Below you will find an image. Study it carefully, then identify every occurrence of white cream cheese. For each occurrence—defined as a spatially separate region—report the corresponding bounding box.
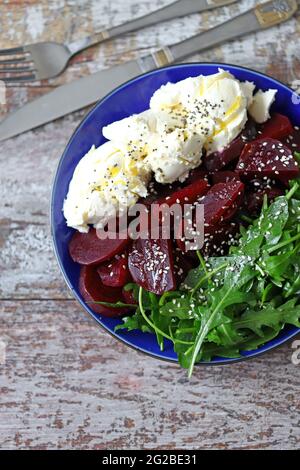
[64,69,278,232]
[248,89,277,124]
[63,141,150,232]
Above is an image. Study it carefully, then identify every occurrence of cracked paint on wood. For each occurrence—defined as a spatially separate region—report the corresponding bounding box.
[0,301,299,449]
[0,0,299,450]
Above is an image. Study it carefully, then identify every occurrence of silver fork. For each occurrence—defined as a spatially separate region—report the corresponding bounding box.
[0,0,237,83]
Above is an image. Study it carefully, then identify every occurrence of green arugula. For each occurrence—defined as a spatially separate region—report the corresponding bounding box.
[114,176,300,376]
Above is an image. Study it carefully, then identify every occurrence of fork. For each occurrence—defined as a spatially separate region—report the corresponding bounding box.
[0,0,237,83]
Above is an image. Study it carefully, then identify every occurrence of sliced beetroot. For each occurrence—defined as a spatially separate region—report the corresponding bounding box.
[128,238,176,295]
[97,253,131,288]
[236,138,300,186]
[259,113,294,140]
[200,180,245,226]
[146,179,209,236]
[204,118,258,171]
[282,127,300,154]
[212,171,240,185]
[176,180,244,253]
[174,248,196,284]
[69,228,129,266]
[202,222,240,257]
[246,177,279,191]
[204,138,244,172]
[176,226,188,253]
[244,187,284,215]
[140,180,181,206]
[184,167,209,185]
[122,287,138,305]
[156,178,209,207]
[79,265,128,317]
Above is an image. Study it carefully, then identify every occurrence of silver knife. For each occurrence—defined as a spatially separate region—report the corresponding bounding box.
[69,1,238,54]
[0,0,298,142]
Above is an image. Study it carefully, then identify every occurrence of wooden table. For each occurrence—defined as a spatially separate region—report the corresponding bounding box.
[0,0,299,450]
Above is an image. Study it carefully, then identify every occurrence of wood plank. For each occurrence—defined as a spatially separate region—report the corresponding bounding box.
[1,0,299,113]
[0,299,299,450]
[1,0,300,450]
[0,112,86,299]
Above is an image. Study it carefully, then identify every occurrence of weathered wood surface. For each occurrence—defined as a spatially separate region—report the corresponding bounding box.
[0,0,299,450]
[1,301,300,450]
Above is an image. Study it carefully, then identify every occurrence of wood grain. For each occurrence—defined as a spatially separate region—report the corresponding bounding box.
[0,300,299,450]
[0,0,299,450]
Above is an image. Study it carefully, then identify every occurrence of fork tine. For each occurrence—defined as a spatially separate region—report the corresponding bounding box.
[0,57,30,65]
[1,74,36,83]
[0,66,35,73]
[0,46,26,56]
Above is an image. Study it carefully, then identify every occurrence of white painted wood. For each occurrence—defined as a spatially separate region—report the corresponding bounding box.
[0,0,299,450]
[0,300,299,449]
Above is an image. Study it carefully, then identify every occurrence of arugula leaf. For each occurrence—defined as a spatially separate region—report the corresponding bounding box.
[160,297,198,320]
[187,261,257,377]
[201,328,281,361]
[115,178,300,374]
[115,310,152,333]
[261,197,289,247]
[285,198,300,229]
[149,292,168,350]
[260,250,294,285]
[283,271,300,298]
[294,152,300,164]
[182,265,206,290]
[207,323,245,347]
[233,299,300,336]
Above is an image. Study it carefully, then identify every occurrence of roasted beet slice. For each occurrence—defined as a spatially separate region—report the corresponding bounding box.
[156,178,209,207]
[246,178,279,191]
[176,227,188,253]
[204,118,258,171]
[212,171,240,185]
[204,138,244,172]
[97,253,131,288]
[202,222,240,257]
[146,179,209,235]
[79,265,128,317]
[200,180,245,226]
[128,238,176,295]
[140,180,182,206]
[282,127,300,154]
[236,138,300,186]
[244,187,284,215]
[176,180,244,253]
[259,113,294,140]
[184,167,209,185]
[174,248,196,284]
[177,222,240,256]
[69,228,129,266]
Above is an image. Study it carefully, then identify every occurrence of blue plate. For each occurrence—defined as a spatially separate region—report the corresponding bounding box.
[51,63,300,365]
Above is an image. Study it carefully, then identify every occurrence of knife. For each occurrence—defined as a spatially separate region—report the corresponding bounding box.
[69,1,239,54]
[0,0,298,142]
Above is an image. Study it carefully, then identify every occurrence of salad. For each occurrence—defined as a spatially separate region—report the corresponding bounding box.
[64,70,300,374]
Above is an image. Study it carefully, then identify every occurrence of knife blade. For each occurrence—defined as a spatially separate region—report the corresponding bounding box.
[0,0,298,142]
[103,1,238,39]
[68,1,239,55]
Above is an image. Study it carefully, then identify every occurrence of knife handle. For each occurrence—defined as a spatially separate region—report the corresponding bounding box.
[67,0,237,55]
[138,0,297,70]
